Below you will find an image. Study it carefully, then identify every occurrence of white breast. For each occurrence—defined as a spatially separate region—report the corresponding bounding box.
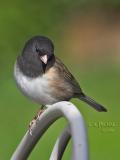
[14,63,57,105]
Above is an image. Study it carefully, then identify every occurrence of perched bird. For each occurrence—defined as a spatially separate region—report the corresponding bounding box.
[14,35,107,116]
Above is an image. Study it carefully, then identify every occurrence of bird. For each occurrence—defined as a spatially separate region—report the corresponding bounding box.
[14,35,107,119]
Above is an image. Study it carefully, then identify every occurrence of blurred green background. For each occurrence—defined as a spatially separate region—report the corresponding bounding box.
[0,0,120,159]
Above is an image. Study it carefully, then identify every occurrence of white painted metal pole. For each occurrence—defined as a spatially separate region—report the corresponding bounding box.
[50,126,71,160]
[11,101,88,160]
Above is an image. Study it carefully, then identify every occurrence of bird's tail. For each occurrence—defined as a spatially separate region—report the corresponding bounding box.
[78,93,107,112]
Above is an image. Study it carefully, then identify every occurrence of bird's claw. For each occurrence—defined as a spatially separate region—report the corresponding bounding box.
[29,118,37,135]
[28,109,45,135]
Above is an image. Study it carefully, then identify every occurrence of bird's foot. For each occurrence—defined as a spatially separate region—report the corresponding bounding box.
[29,105,46,135]
[36,105,47,120]
[29,117,37,135]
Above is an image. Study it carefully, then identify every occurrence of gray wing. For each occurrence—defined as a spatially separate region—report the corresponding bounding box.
[55,57,82,95]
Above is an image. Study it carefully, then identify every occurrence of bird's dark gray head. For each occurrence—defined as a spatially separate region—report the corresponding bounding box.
[17,36,55,77]
[22,36,54,61]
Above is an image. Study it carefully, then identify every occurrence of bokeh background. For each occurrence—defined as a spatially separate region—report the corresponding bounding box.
[0,0,120,159]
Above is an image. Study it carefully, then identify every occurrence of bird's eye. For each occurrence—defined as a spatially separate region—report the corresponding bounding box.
[36,48,40,53]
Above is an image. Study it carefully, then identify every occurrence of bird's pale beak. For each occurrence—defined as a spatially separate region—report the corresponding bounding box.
[40,55,48,64]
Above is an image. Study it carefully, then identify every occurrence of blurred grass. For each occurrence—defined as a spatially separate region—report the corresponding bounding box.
[0,0,120,160]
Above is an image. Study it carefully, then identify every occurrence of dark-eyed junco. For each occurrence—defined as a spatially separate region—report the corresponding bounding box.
[14,35,107,115]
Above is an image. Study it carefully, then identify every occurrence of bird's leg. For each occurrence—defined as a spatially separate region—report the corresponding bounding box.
[29,105,46,135]
[37,105,46,118]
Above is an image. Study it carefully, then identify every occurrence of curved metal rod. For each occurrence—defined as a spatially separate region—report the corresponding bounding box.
[50,126,71,160]
[11,101,88,160]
